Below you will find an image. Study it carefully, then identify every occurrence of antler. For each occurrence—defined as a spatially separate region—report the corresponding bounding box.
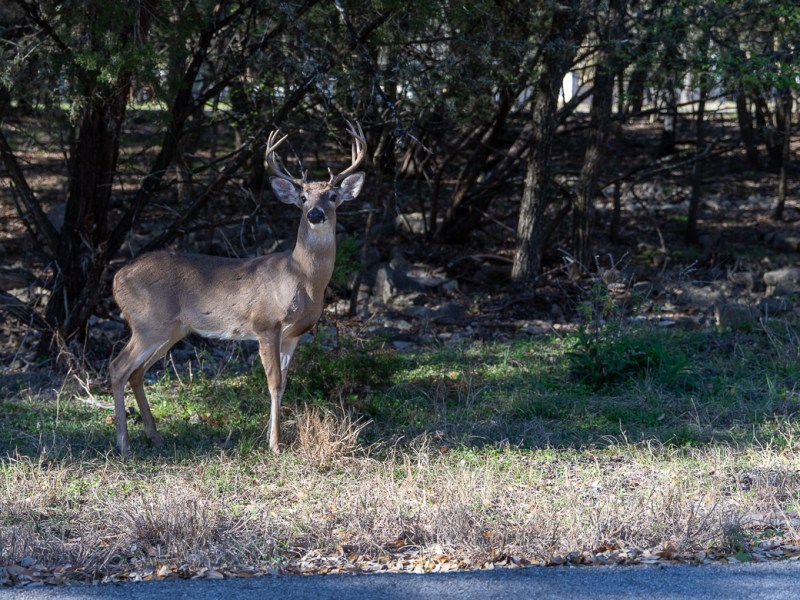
[265,129,303,185]
[329,120,367,187]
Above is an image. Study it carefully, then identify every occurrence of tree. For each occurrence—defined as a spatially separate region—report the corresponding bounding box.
[511,1,592,283]
[0,0,325,355]
[572,0,623,267]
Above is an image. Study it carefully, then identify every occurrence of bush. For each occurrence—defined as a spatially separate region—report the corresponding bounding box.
[567,325,689,391]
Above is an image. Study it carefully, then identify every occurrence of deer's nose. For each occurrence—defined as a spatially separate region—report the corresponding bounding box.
[307,207,326,225]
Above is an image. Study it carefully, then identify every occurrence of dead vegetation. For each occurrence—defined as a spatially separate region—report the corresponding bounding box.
[1,410,800,585]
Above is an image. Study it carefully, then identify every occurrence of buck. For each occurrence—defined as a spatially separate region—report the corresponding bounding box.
[109,122,367,457]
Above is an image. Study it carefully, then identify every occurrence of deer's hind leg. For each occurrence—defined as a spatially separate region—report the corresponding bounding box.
[110,325,181,456]
[128,365,165,448]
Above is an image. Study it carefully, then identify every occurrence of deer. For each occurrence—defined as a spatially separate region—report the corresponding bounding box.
[109,122,367,457]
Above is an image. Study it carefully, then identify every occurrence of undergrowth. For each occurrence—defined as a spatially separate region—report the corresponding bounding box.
[1,301,799,578]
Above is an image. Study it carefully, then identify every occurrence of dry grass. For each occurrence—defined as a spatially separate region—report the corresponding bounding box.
[292,406,371,468]
[2,323,800,579]
[1,418,799,578]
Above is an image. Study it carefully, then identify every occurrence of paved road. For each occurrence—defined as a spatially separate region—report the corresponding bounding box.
[4,562,800,599]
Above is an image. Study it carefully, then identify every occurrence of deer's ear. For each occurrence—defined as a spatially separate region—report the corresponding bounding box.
[335,172,365,205]
[270,177,301,206]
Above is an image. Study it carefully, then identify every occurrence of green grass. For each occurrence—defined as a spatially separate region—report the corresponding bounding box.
[1,319,799,581]
[1,319,799,458]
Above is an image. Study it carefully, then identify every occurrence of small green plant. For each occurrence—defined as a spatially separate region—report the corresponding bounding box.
[285,332,400,405]
[330,233,360,289]
[723,525,753,562]
[567,276,688,390]
[567,324,689,391]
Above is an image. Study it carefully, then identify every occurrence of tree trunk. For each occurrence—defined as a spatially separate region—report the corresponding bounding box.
[686,28,711,244]
[435,90,512,243]
[573,54,614,267]
[625,63,647,115]
[736,90,761,169]
[512,3,590,284]
[40,83,131,349]
[687,78,708,243]
[658,86,678,157]
[772,89,793,221]
[35,1,154,352]
[751,92,784,170]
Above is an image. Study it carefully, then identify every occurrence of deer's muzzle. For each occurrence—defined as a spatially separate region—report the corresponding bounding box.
[307,207,327,226]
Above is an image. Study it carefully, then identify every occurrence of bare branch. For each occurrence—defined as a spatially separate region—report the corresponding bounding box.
[0,290,48,330]
[0,127,60,254]
[12,0,70,53]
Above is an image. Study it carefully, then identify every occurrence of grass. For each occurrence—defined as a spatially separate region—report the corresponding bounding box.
[1,318,800,580]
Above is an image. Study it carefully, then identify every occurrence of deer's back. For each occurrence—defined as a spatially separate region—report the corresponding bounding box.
[113,250,312,340]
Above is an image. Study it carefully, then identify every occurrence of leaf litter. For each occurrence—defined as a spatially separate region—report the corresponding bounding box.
[2,446,800,588]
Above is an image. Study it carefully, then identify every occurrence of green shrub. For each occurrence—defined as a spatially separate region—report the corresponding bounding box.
[286,332,400,404]
[567,325,689,391]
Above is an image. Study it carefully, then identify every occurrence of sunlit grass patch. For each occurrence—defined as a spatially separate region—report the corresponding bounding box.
[1,319,799,579]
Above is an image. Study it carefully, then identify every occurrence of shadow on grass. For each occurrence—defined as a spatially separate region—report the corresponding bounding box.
[2,321,799,460]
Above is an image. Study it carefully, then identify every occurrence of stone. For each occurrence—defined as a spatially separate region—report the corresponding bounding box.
[441,279,459,293]
[728,271,754,291]
[433,302,466,325]
[674,283,725,309]
[764,266,800,288]
[394,212,441,236]
[759,297,793,315]
[373,260,425,303]
[765,230,800,252]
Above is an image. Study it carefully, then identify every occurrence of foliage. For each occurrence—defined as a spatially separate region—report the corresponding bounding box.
[2,318,800,453]
[565,278,689,391]
[0,0,799,356]
[567,324,690,391]
[330,234,360,290]
[285,332,401,406]
[1,325,799,582]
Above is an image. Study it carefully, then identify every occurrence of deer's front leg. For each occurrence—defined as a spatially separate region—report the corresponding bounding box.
[279,336,300,395]
[258,335,283,453]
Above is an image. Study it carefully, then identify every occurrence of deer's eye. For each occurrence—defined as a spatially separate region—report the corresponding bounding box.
[300,194,308,203]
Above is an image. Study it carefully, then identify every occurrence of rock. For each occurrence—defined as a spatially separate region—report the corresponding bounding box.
[764,266,800,297]
[403,305,434,319]
[698,234,720,249]
[442,279,459,294]
[370,316,414,332]
[759,297,793,316]
[391,292,427,309]
[674,283,725,310]
[47,203,66,230]
[395,212,441,236]
[391,340,418,351]
[518,320,551,335]
[431,302,466,325]
[728,271,754,291]
[550,303,564,320]
[406,268,448,288]
[765,230,800,252]
[373,259,425,303]
[399,302,466,325]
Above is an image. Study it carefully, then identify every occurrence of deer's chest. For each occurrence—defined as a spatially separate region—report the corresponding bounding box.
[268,285,322,338]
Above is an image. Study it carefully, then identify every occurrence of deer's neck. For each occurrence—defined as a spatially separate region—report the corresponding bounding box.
[291,222,337,299]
